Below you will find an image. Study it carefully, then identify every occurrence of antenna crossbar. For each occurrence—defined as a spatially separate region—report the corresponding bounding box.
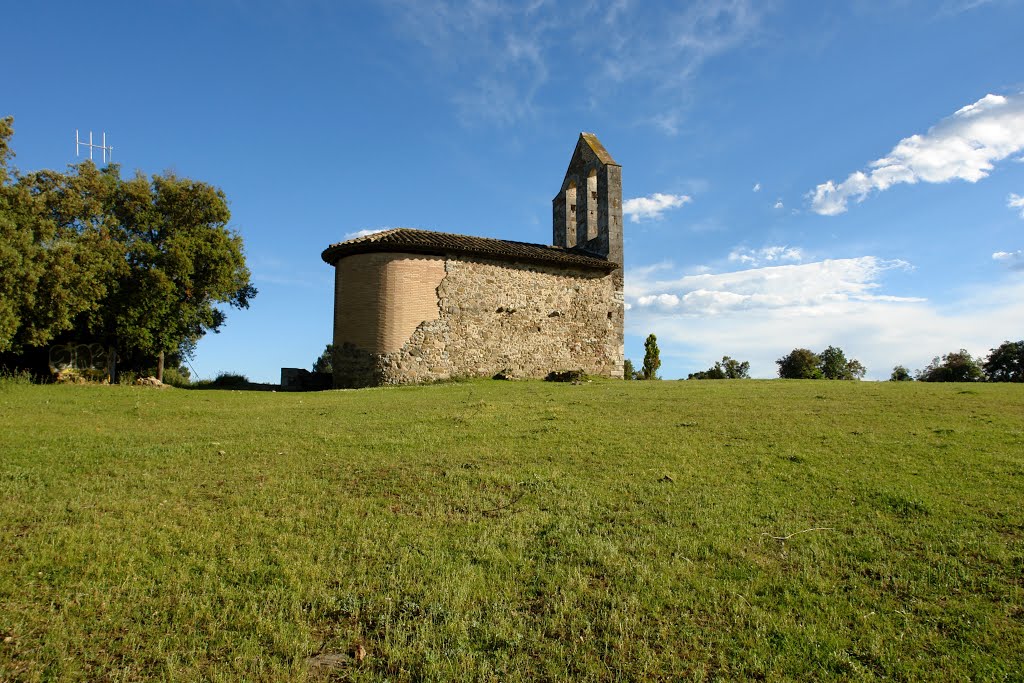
[75,129,114,164]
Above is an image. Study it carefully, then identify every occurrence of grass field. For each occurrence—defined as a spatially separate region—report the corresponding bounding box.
[1,378,1023,681]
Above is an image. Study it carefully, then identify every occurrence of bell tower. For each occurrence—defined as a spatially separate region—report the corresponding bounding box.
[552,132,622,268]
[552,133,624,378]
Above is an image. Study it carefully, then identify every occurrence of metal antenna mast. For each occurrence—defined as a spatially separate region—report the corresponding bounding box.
[75,129,114,164]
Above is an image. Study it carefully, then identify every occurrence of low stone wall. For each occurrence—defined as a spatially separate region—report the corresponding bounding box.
[332,254,623,387]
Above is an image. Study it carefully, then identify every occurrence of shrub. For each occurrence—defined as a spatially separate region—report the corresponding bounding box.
[161,367,191,388]
[212,372,250,388]
[313,344,334,374]
[545,369,587,383]
[0,367,34,387]
[689,356,750,380]
[623,359,636,380]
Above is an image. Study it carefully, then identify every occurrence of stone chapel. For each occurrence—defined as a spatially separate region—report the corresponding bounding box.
[321,133,624,388]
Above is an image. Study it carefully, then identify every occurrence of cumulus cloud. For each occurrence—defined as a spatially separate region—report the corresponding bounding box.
[810,92,1024,215]
[993,250,1024,270]
[727,245,802,266]
[343,227,390,241]
[627,256,917,317]
[625,253,1024,379]
[1009,193,1024,217]
[753,182,761,192]
[623,193,693,222]
[636,293,681,308]
[774,199,784,209]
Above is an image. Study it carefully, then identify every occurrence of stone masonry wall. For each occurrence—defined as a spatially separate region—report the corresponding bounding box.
[333,253,624,387]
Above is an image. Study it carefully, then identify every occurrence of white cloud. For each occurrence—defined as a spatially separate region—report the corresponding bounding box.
[773,199,784,209]
[727,245,802,266]
[623,193,693,222]
[811,92,1024,215]
[753,182,761,192]
[1009,193,1024,217]
[343,227,390,241]
[627,256,917,314]
[993,250,1024,270]
[625,254,1024,380]
[636,293,681,309]
[649,112,682,136]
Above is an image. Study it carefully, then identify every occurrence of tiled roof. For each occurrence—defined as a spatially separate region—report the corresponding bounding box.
[321,228,616,271]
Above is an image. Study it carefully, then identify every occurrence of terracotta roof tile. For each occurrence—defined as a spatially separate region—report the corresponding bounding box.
[321,228,616,271]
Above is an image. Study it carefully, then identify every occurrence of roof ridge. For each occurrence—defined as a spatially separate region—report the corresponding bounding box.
[322,227,615,271]
[579,132,618,166]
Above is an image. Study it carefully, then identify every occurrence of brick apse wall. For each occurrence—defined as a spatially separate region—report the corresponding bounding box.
[332,252,624,387]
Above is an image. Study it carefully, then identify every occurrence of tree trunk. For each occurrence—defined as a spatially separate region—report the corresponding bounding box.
[108,347,117,384]
[157,351,164,382]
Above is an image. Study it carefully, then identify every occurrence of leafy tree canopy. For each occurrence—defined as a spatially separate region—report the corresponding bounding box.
[0,116,13,184]
[917,349,983,382]
[890,365,913,381]
[777,346,865,380]
[982,341,1023,382]
[641,334,661,380]
[0,117,255,368]
[776,348,822,379]
[689,356,750,380]
[818,345,867,380]
[313,344,334,374]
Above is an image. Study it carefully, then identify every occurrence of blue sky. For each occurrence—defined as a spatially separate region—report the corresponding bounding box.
[5,0,1023,381]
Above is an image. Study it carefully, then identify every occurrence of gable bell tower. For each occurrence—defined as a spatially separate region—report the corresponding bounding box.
[552,132,623,267]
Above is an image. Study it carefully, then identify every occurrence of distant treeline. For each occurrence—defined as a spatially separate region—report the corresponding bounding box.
[625,340,1024,382]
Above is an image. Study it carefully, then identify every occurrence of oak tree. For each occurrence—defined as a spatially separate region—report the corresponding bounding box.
[983,340,1023,382]
[917,350,983,382]
[0,117,256,369]
[776,348,821,379]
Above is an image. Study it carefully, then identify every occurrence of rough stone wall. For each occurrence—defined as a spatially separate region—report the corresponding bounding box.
[333,253,624,387]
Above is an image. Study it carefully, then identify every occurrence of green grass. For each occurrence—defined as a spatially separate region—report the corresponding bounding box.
[1,379,1022,681]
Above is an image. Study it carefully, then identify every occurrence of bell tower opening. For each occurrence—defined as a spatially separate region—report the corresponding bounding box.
[565,179,577,248]
[586,168,598,241]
